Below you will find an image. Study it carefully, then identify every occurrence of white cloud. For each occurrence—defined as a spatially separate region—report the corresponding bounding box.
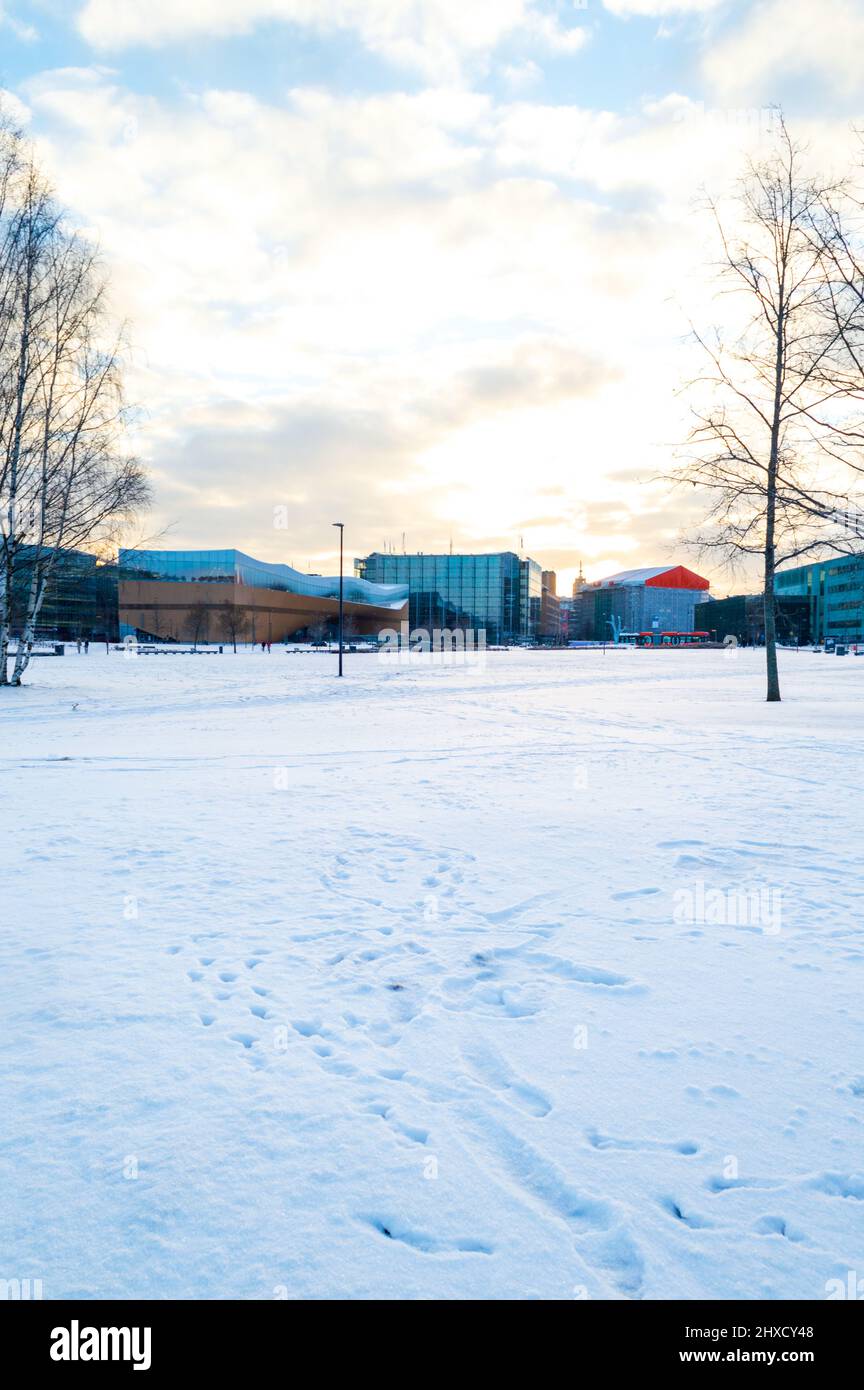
[523,10,590,53]
[17,65,858,579]
[75,0,587,79]
[0,87,31,125]
[500,60,543,91]
[704,0,864,100]
[0,3,38,42]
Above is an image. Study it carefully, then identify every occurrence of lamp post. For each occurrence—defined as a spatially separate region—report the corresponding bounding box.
[332,522,344,677]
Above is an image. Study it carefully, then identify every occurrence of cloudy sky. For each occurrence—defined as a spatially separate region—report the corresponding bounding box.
[2,1,863,589]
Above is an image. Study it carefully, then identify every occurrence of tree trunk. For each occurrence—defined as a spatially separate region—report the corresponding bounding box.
[764,264,785,703]
[1,240,35,689]
[764,422,781,701]
[763,559,780,702]
[0,561,10,687]
[10,567,46,684]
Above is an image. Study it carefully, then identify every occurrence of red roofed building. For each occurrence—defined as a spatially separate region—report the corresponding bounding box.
[592,565,710,591]
[579,564,711,641]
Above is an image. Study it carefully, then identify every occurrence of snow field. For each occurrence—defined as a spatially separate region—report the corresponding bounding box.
[1,646,862,1298]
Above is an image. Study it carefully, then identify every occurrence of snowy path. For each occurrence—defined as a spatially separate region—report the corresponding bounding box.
[1,648,862,1298]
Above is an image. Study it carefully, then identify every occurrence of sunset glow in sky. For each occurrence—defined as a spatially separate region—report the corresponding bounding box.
[3,0,863,590]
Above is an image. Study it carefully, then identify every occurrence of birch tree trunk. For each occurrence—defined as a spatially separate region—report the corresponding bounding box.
[0,113,149,687]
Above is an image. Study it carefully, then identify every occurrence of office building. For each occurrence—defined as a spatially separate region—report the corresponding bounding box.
[356,551,543,643]
[539,570,563,643]
[560,566,593,641]
[774,554,864,644]
[694,594,811,646]
[10,547,119,642]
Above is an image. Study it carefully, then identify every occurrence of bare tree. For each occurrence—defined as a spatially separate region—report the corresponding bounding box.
[217,600,249,652]
[673,120,864,701]
[306,614,329,646]
[0,113,149,686]
[188,600,209,652]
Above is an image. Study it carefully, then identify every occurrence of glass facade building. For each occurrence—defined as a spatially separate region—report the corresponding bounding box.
[694,594,812,646]
[775,554,864,644]
[11,547,119,641]
[119,548,408,610]
[117,548,408,643]
[355,551,542,642]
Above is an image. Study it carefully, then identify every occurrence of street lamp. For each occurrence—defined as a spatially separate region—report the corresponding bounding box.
[332,522,344,677]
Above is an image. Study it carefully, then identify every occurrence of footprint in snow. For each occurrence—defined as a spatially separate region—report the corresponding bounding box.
[806,1172,864,1201]
[358,1098,430,1146]
[706,1174,783,1194]
[360,1215,491,1256]
[659,1196,714,1229]
[587,1129,698,1155]
[754,1214,807,1242]
[460,1040,552,1118]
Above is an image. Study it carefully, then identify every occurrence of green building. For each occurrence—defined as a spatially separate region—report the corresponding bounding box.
[775,554,864,644]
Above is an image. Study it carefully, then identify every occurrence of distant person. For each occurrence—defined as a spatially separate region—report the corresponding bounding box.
[84,640,89,654]
[76,639,81,654]
[266,641,272,653]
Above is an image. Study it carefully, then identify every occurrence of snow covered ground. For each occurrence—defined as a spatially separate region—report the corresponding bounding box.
[1,645,862,1300]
